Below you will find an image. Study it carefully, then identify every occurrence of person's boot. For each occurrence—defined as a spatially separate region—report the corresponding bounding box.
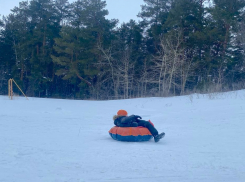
[154,132,165,142]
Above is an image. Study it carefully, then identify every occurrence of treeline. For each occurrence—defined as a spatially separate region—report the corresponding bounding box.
[1,0,245,100]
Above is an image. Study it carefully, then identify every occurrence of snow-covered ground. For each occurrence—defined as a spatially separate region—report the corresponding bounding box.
[1,90,245,182]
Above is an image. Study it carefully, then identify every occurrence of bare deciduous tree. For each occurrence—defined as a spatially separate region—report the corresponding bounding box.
[152,30,183,96]
[150,29,195,96]
[97,41,136,99]
[97,41,119,99]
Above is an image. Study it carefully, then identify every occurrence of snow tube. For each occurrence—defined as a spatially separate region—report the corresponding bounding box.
[108,120,154,142]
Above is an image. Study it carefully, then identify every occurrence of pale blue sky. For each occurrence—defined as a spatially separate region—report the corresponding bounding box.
[0,0,145,24]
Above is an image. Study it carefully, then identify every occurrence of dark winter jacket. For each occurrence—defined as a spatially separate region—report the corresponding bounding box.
[113,115,139,127]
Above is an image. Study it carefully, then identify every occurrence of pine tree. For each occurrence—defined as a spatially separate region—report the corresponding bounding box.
[52,0,117,99]
[1,1,32,95]
[55,0,70,25]
[205,0,245,89]
[26,0,62,96]
[138,0,172,54]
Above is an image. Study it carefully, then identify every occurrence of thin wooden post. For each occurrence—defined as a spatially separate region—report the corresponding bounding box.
[10,79,13,100]
[8,79,10,98]
[8,79,13,100]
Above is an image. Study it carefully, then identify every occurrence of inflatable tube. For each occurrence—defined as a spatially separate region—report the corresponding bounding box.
[109,126,153,142]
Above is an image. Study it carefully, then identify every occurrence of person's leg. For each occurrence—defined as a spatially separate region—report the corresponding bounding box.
[137,120,158,136]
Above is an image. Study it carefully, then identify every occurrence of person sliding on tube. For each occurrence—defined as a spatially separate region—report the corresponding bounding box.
[113,110,165,142]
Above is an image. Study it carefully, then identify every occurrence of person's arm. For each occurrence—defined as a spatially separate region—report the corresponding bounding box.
[120,115,136,123]
[121,115,142,123]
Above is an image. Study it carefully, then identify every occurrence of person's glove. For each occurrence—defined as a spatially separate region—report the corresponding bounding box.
[134,115,142,120]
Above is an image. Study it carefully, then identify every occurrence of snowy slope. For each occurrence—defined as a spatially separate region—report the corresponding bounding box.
[0,91,245,182]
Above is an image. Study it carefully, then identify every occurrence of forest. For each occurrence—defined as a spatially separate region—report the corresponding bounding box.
[1,0,245,100]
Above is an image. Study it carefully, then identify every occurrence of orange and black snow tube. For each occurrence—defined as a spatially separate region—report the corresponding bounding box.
[108,121,154,142]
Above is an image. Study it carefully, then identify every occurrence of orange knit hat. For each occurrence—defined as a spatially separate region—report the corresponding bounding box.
[117,109,128,116]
